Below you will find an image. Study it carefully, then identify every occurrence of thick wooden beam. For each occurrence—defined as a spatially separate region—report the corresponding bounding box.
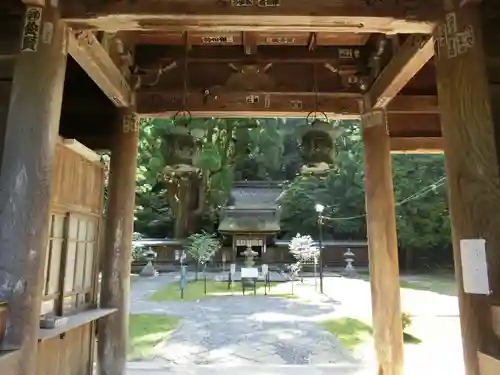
[137,90,362,117]
[136,90,438,118]
[362,106,404,375]
[0,5,67,375]
[434,1,500,375]
[135,45,362,66]
[390,137,444,153]
[387,113,442,137]
[388,95,439,113]
[478,352,500,375]
[67,30,131,107]
[62,0,440,33]
[122,30,370,47]
[369,35,435,108]
[98,109,139,375]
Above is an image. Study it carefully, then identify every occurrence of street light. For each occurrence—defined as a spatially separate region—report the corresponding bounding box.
[315,204,325,294]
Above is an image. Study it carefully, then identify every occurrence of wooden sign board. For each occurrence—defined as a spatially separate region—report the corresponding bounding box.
[231,0,280,7]
[231,0,253,6]
[241,267,259,278]
[21,7,43,52]
[265,37,296,45]
[361,109,386,128]
[338,48,360,60]
[201,36,234,44]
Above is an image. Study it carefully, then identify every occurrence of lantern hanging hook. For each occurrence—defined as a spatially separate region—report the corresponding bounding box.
[306,63,329,126]
[173,31,192,127]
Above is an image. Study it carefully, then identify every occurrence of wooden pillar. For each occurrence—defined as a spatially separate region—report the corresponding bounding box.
[434,2,500,375]
[362,108,404,375]
[0,4,67,374]
[98,110,139,375]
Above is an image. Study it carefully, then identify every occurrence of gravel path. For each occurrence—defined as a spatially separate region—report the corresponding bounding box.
[129,273,359,367]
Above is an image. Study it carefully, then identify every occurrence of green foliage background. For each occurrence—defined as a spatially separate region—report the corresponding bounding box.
[133,117,451,268]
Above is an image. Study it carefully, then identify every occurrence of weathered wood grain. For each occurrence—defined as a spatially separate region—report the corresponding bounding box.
[369,35,435,108]
[61,0,439,34]
[390,137,444,153]
[51,141,104,216]
[0,6,67,375]
[98,108,139,375]
[362,106,404,375]
[434,1,500,375]
[67,30,131,107]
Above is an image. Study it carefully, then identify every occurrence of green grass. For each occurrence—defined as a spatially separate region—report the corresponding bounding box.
[356,272,457,297]
[128,314,181,360]
[399,274,457,296]
[320,318,373,351]
[319,317,421,352]
[150,279,295,302]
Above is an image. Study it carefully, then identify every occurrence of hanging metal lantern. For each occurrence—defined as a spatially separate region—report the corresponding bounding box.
[166,110,197,166]
[298,112,336,174]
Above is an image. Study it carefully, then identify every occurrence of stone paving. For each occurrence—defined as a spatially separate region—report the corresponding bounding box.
[128,273,367,371]
[127,271,466,375]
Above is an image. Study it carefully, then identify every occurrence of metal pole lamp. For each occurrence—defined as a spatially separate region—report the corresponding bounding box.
[315,203,325,294]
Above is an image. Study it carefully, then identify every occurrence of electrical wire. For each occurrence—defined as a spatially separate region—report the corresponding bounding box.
[321,176,447,222]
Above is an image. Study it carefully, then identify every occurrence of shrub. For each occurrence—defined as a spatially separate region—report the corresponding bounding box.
[402,312,412,330]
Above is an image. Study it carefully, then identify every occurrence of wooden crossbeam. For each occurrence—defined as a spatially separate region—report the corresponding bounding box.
[137,90,362,118]
[368,35,435,108]
[136,89,438,118]
[135,45,360,67]
[390,137,444,154]
[67,30,132,107]
[478,352,500,375]
[62,0,440,34]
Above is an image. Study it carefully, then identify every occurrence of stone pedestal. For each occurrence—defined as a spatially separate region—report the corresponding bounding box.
[139,260,158,277]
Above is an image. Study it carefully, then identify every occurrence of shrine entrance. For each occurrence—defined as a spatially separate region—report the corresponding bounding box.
[235,237,265,259]
[1,1,500,375]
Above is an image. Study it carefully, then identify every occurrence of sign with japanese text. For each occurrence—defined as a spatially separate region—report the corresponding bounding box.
[21,7,43,52]
[202,36,234,44]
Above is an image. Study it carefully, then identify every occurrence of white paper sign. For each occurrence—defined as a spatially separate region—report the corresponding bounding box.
[241,267,258,278]
[460,239,490,295]
[261,264,269,276]
[230,263,236,275]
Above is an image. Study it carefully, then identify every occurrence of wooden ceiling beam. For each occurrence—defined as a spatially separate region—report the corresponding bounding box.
[368,35,434,108]
[120,31,370,47]
[134,45,362,67]
[67,30,132,107]
[389,137,444,154]
[136,89,437,118]
[62,0,439,34]
[387,113,441,137]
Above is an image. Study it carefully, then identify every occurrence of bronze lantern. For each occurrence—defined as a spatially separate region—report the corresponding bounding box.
[298,113,336,174]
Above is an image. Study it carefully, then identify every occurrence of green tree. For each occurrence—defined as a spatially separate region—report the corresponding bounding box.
[184,231,221,280]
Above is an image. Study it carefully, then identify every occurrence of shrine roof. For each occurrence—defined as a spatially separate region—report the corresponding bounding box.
[218,214,280,234]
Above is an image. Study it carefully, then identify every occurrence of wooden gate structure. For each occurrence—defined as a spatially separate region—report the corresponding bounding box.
[1,1,500,375]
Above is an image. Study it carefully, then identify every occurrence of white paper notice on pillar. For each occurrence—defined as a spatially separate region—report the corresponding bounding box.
[460,239,490,295]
